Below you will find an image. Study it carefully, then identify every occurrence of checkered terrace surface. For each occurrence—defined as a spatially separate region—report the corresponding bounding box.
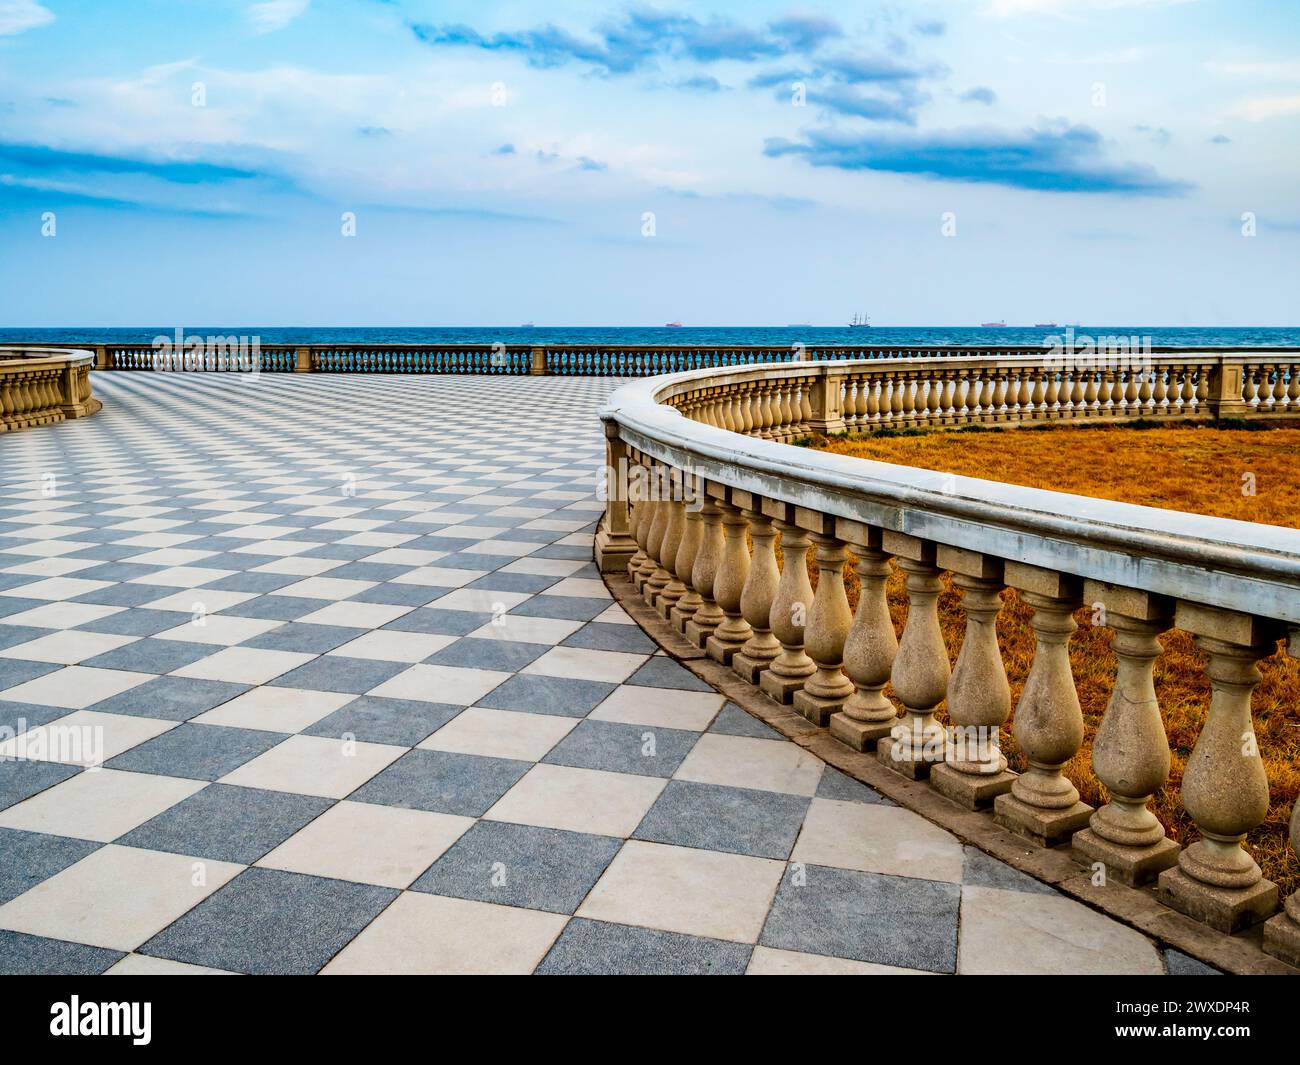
[0,373,1210,975]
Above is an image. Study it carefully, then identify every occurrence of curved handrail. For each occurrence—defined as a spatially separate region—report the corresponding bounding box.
[600,357,1300,623]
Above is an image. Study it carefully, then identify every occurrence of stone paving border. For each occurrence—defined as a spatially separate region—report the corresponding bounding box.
[603,570,1297,976]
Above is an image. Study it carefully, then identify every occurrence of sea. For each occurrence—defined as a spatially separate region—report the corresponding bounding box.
[3,326,1299,348]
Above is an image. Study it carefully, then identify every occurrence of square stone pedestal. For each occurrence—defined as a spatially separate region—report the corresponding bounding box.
[828,711,894,752]
[1071,827,1180,886]
[655,596,679,621]
[1156,866,1278,934]
[684,620,716,650]
[705,636,743,666]
[759,669,807,705]
[930,762,1016,810]
[1263,912,1300,968]
[668,607,692,634]
[994,792,1092,848]
[732,652,772,685]
[791,690,844,727]
[876,737,939,780]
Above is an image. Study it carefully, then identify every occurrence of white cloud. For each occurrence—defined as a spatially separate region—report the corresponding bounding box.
[0,0,54,36]
[1234,95,1300,121]
[248,0,309,35]
[986,0,1193,15]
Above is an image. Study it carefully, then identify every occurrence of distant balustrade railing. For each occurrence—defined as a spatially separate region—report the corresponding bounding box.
[595,354,1300,970]
[10,340,1300,386]
[0,347,100,433]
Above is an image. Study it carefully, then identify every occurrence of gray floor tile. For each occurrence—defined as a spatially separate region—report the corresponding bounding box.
[89,676,248,722]
[0,827,101,905]
[625,657,713,691]
[425,637,550,672]
[960,846,1056,895]
[0,930,124,975]
[384,608,494,635]
[267,655,407,695]
[0,759,81,813]
[562,622,658,654]
[348,748,530,816]
[816,766,894,806]
[105,723,286,781]
[707,702,782,739]
[1164,949,1222,975]
[140,867,397,975]
[633,780,810,859]
[476,673,616,718]
[411,820,620,913]
[243,623,366,654]
[119,783,332,864]
[509,595,608,621]
[543,719,698,778]
[303,695,461,747]
[81,637,215,674]
[761,863,960,973]
[536,918,751,975]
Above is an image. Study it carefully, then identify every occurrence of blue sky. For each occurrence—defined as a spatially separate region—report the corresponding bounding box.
[0,0,1297,326]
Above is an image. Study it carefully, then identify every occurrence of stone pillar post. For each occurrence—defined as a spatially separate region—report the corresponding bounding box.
[1205,358,1248,419]
[1072,583,1180,885]
[1158,604,1280,932]
[878,532,949,779]
[759,515,817,704]
[294,346,312,373]
[805,367,847,435]
[530,346,546,375]
[930,548,1016,809]
[829,522,898,752]
[792,525,854,725]
[594,425,638,573]
[993,563,1093,846]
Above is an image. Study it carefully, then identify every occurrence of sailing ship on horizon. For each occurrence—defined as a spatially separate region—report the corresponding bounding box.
[848,312,871,328]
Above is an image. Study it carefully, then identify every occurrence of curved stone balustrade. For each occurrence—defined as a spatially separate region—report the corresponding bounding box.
[594,354,1300,967]
[13,340,1300,382]
[0,347,100,433]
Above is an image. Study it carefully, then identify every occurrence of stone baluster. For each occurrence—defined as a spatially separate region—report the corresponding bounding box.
[1263,799,1300,966]
[642,492,673,605]
[669,502,704,632]
[685,497,725,648]
[626,495,647,583]
[993,564,1093,845]
[930,549,1016,809]
[828,525,899,751]
[654,494,687,617]
[1158,605,1280,932]
[1072,584,1180,884]
[732,501,782,683]
[706,498,753,664]
[878,533,949,778]
[791,521,855,725]
[759,512,817,703]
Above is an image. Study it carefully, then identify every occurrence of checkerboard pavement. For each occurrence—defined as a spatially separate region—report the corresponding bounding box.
[0,373,1213,975]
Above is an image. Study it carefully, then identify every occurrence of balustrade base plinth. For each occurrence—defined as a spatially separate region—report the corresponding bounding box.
[732,651,775,685]
[930,763,1016,811]
[705,635,745,665]
[669,605,696,635]
[994,792,1093,848]
[684,619,718,649]
[791,689,847,727]
[828,712,895,752]
[876,740,942,780]
[1262,912,1300,968]
[1157,866,1279,934]
[1071,828,1180,886]
[759,668,811,705]
[594,528,637,574]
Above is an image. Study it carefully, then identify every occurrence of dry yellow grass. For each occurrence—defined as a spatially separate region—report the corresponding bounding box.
[799,425,1300,894]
